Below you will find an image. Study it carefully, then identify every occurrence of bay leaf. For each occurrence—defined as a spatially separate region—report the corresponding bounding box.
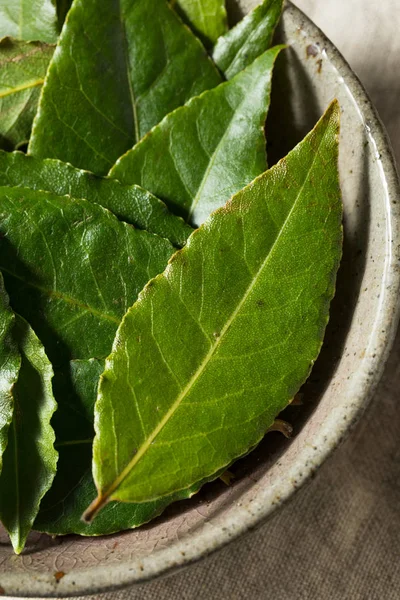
[212,0,283,79]
[171,0,227,48]
[0,0,59,44]
[84,101,342,518]
[110,46,283,227]
[0,273,20,476]
[35,359,200,536]
[0,38,54,151]
[0,314,57,553]
[28,0,222,175]
[0,187,175,363]
[0,151,192,247]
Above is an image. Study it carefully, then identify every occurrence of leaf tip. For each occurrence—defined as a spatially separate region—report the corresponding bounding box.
[326,98,341,124]
[10,532,25,555]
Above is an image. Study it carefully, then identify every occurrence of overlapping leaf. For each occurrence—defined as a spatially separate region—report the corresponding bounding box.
[0,151,192,247]
[85,102,342,518]
[0,273,20,477]
[171,0,227,47]
[0,39,54,151]
[212,0,283,79]
[110,47,282,227]
[0,187,175,363]
[0,314,57,554]
[28,0,222,175]
[0,0,59,43]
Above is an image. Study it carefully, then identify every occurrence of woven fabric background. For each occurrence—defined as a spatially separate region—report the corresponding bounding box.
[27,1,400,598]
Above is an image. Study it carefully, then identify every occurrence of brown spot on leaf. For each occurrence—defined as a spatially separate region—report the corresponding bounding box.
[0,586,5,595]
[54,572,65,582]
[256,299,265,308]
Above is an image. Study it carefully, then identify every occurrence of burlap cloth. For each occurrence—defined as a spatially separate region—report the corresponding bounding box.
[27,1,400,598]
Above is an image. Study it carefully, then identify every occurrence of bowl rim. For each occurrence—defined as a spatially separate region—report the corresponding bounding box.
[3,1,400,596]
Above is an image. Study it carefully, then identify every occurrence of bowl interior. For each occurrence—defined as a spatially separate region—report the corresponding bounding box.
[0,1,399,596]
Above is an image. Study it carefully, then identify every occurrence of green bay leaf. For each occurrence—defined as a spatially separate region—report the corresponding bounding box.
[35,359,200,536]
[28,0,222,175]
[0,0,59,43]
[0,187,175,363]
[0,314,57,554]
[0,273,20,477]
[110,47,283,227]
[0,151,192,247]
[212,0,283,79]
[0,38,54,151]
[85,101,342,517]
[171,0,227,48]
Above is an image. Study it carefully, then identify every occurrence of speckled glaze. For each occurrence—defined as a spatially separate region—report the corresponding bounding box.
[1,1,399,596]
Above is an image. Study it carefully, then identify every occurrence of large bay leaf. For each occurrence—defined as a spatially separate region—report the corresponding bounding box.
[28,0,222,175]
[0,151,192,247]
[0,187,175,363]
[35,359,199,536]
[212,0,283,79]
[171,0,227,48]
[110,47,282,227]
[84,102,342,518]
[0,273,20,476]
[0,314,57,553]
[0,0,59,43]
[0,39,54,151]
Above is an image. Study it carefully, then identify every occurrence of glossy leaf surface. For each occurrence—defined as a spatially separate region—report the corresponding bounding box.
[212,0,283,79]
[0,273,20,476]
[86,102,342,517]
[0,187,175,363]
[0,0,58,43]
[110,47,282,227]
[0,39,54,150]
[28,0,222,175]
[35,359,199,535]
[171,0,227,47]
[0,151,192,247]
[0,315,57,553]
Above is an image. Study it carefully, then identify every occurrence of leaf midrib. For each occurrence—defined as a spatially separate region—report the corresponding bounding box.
[186,90,253,224]
[0,79,45,99]
[1,267,120,325]
[99,126,328,504]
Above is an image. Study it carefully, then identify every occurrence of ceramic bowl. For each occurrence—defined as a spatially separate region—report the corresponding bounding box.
[1,1,400,596]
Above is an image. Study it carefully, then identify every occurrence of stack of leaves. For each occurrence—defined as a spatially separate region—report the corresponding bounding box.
[0,0,342,553]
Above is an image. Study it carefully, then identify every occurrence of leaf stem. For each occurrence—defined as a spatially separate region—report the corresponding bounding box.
[82,493,110,523]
